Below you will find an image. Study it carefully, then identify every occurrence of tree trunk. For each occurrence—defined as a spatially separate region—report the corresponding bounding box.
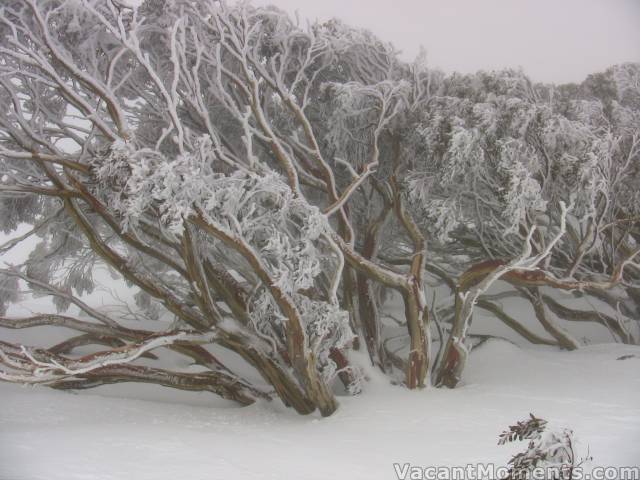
[434,288,469,388]
[526,288,579,350]
[402,284,429,388]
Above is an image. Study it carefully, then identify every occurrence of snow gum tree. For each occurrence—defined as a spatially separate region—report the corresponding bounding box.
[0,0,433,416]
[406,67,640,386]
[0,0,638,415]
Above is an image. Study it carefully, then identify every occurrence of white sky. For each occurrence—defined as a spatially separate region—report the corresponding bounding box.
[251,0,640,84]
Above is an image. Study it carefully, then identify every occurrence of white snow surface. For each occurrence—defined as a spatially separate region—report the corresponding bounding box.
[0,341,638,480]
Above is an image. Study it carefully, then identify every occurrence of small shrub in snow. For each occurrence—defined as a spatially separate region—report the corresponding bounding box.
[498,414,592,480]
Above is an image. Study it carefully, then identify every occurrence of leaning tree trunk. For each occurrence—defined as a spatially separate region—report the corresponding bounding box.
[391,173,430,388]
[356,204,392,371]
[434,283,472,389]
[196,218,339,416]
[524,288,580,350]
[401,283,429,388]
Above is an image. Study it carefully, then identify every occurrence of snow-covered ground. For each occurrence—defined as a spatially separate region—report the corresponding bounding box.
[1,341,638,480]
